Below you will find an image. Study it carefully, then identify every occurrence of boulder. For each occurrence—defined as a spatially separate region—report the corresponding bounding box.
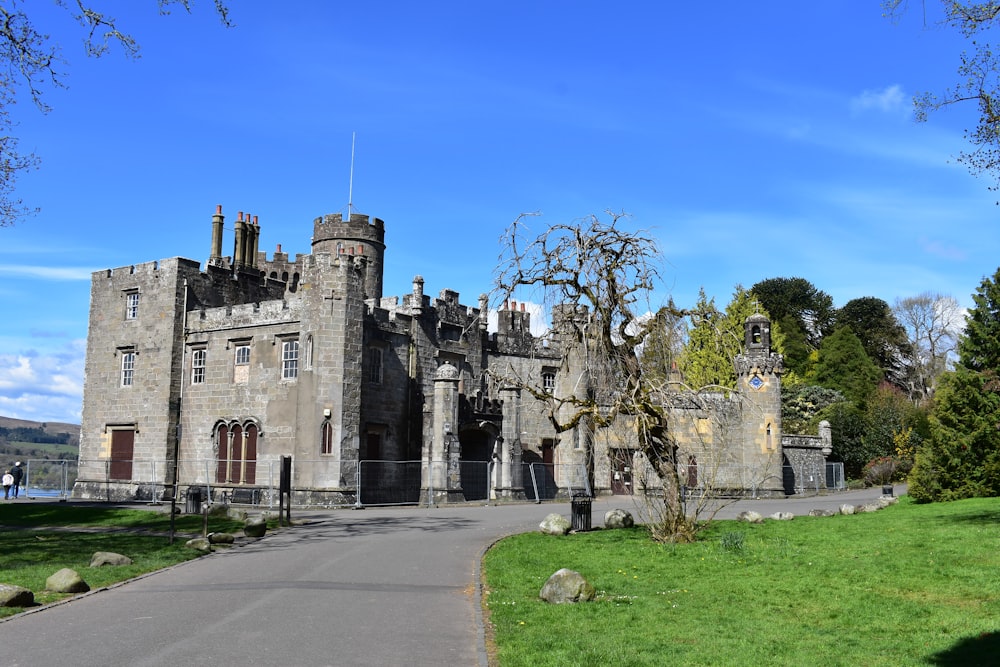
[539,568,596,604]
[736,510,764,524]
[539,513,571,536]
[839,504,856,515]
[244,515,268,538]
[226,507,248,521]
[185,537,213,553]
[878,496,899,508]
[46,568,90,594]
[808,509,835,517]
[769,512,794,521]
[90,552,133,567]
[0,583,34,608]
[604,508,634,529]
[208,532,235,544]
[857,503,882,513]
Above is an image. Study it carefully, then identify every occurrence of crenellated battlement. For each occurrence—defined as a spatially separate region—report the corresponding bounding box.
[310,212,385,301]
[312,213,385,246]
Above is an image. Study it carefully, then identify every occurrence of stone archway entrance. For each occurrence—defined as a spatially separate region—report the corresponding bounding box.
[610,448,633,495]
[459,427,494,501]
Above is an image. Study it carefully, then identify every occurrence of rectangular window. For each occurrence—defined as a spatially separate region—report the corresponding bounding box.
[369,347,383,384]
[125,291,140,320]
[121,351,135,387]
[235,344,250,366]
[542,371,555,393]
[192,348,206,384]
[282,340,299,380]
[233,343,250,385]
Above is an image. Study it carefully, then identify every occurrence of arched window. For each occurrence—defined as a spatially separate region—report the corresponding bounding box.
[304,335,314,370]
[215,423,230,484]
[244,423,258,484]
[229,424,243,483]
[321,420,334,455]
[216,421,258,484]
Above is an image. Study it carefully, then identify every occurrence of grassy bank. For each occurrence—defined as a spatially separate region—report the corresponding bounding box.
[0,503,251,618]
[483,496,1000,666]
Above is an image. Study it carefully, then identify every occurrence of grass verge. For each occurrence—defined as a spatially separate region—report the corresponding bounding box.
[482,496,1000,666]
[0,503,254,619]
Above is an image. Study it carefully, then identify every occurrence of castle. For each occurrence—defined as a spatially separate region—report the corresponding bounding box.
[73,207,829,506]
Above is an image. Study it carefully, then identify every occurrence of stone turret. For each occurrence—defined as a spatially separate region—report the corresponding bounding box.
[311,213,386,301]
[734,312,784,496]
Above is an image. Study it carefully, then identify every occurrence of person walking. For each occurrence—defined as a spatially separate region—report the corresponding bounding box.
[10,461,23,498]
[2,469,12,500]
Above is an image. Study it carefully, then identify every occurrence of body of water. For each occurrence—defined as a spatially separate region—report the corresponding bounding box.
[24,487,66,498]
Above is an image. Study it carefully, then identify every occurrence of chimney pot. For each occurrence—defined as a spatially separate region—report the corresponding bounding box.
[216,204,222,215]
[238,211,244,222]
[277,244,282,253]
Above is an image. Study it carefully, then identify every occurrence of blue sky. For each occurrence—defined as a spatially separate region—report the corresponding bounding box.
[1,2,997,424]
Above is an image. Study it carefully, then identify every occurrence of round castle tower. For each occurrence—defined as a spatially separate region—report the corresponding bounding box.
[312,213,386,301]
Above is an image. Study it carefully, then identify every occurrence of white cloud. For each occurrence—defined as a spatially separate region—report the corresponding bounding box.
[0,355,37,388]
[0,342,84,423]
[851,84,907,115]
[0,265,94,280]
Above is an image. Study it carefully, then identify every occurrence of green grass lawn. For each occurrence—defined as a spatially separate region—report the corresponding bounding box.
[0,440,77,460]
[0,503,254,618]
[482,496,1000,666]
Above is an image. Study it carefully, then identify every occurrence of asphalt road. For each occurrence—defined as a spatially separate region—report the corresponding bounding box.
[0,486,897,667]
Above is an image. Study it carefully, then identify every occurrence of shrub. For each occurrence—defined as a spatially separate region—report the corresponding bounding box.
[862,456,897,486]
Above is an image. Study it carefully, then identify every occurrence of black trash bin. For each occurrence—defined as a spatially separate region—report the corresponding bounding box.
[185,486,203,514]
[570,493,592,531]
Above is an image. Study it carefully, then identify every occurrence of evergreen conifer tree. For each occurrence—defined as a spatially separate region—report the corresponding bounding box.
[812,326,882,405]
[910,268,1000,502]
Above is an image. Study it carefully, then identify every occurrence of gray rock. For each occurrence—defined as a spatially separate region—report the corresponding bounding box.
[878,496,899,507]
[185,537,213,553]
[226,507,248,521]
[208,532,235,544]
[0,583,34,608]
[736,510,764,524]
[46,568,90,594]
[539,568,596,604]
[604,508,634,529]
[839,504,856,515]
[90,551,133,567]
[808,509,835,517]
[244,515,268,538]
[769,512,794,521]
[539,513,571,536]
[857,503,882,513]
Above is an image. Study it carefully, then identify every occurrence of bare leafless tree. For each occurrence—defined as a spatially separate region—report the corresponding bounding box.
[893,292,962,401]
[490,211,717,541]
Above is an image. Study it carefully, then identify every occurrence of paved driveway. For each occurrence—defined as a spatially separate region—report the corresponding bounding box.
[0,487,896,666]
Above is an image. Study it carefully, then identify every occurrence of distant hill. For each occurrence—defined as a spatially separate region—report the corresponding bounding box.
[0,416,80,462]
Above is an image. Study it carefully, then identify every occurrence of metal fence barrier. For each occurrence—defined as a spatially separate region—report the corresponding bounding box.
[65,457,851,506]
[23,459,78,500]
